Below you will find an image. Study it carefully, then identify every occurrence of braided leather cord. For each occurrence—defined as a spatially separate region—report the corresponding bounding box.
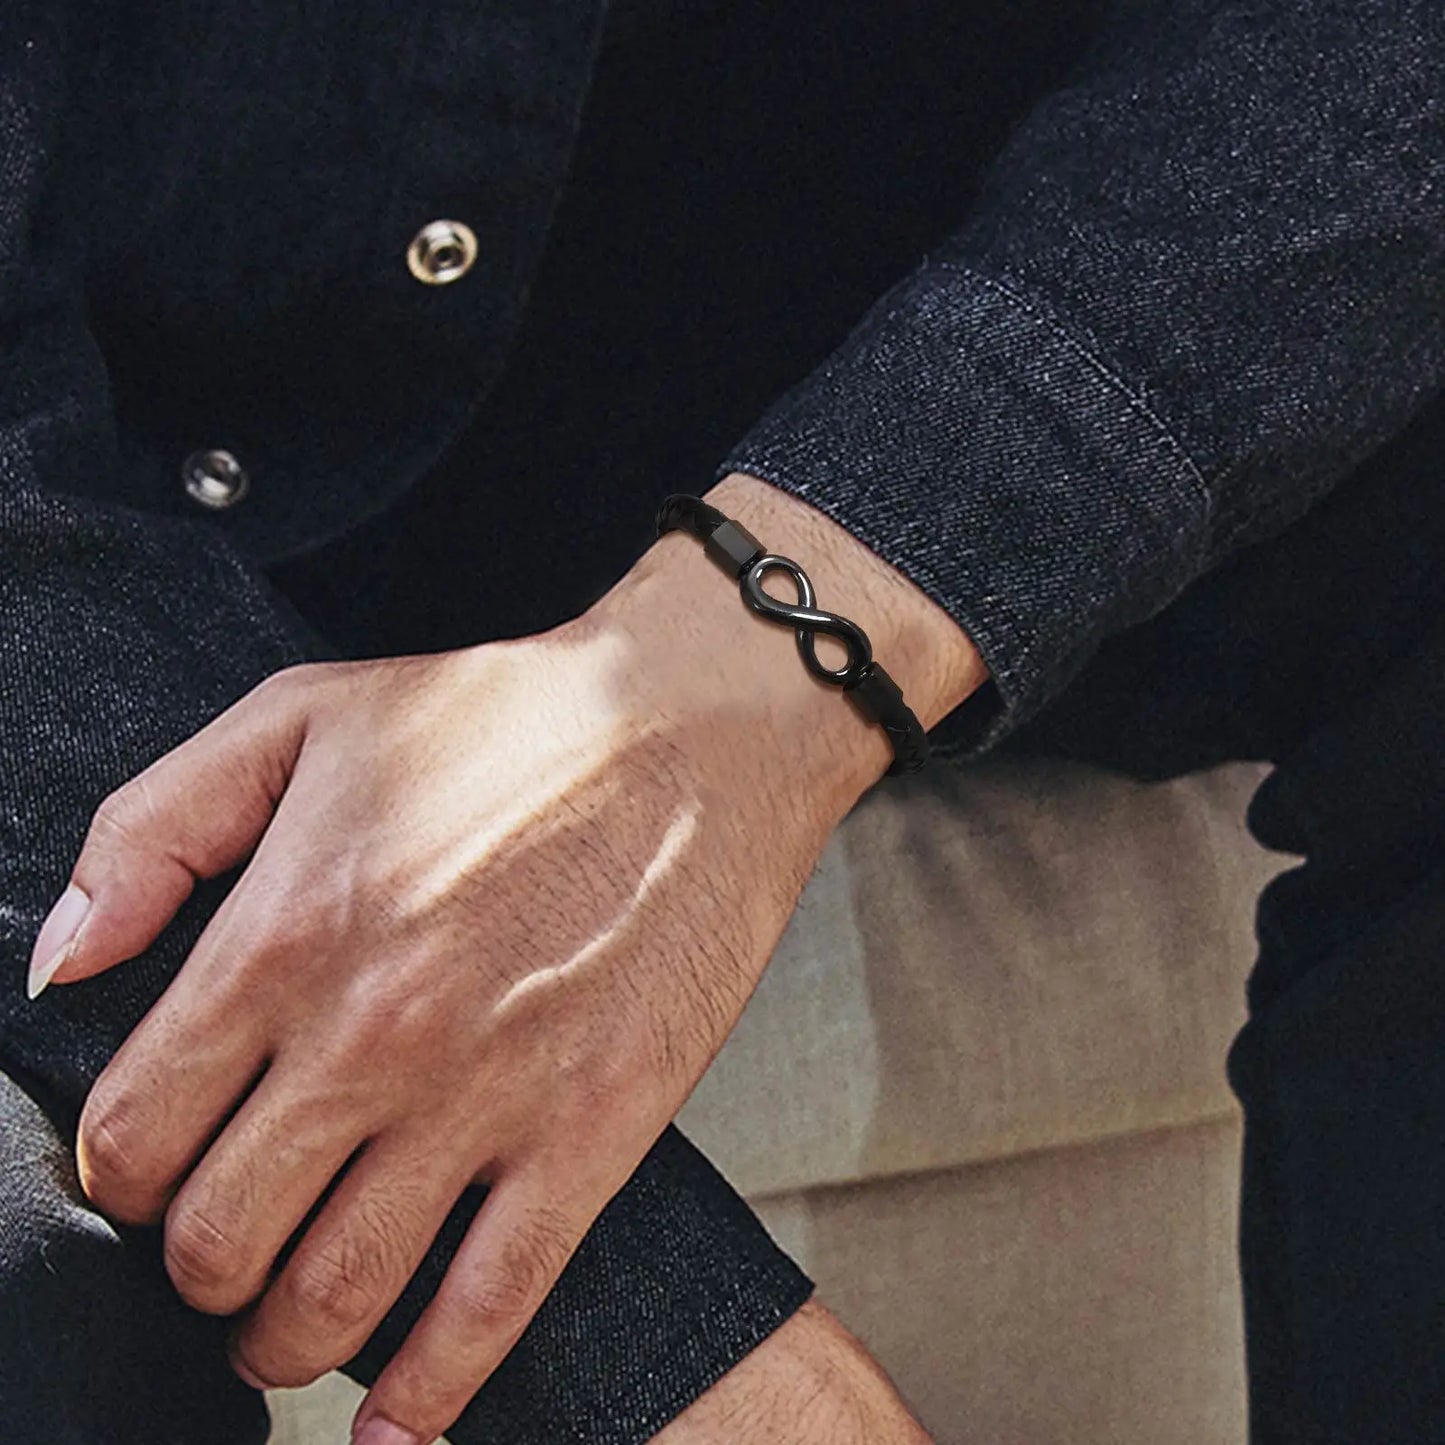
[655,493,929,775]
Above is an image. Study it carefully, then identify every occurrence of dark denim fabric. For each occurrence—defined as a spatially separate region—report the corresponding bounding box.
[9,0,1441,753]
[717,0,1445,755]
[264,0,1125,659]
[0,1070,272,1445]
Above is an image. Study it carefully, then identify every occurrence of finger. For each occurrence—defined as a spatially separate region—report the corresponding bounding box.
[161,1066,373,1316]
[78,781,348,1225]
[30,664,316,996]
[349,1167,589,1445]
[231,1129,479,1390]
[74,930,274,1224]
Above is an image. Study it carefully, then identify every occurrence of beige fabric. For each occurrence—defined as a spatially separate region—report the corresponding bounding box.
[269,1374,365,1445]
[268,755,1289,1442]
[678,755,1286,1194]
[755,1118,1248,1444]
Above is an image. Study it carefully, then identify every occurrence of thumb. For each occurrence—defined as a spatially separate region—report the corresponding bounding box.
[27,665,317,998]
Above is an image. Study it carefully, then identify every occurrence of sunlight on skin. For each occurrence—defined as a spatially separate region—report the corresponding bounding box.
[501,800,703,1011]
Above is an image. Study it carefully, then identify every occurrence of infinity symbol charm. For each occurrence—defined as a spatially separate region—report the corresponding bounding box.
[740,554,873,686]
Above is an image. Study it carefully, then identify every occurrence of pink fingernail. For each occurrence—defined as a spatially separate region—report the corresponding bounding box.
[353,1418,422,1445]
[27,884,90,1000]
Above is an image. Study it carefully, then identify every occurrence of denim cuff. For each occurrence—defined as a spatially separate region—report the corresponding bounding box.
[714,260,1211,759]
[346,1127,815,1445]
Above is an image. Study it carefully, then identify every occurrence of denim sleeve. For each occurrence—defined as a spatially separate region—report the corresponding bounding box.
[714,0,1445,758]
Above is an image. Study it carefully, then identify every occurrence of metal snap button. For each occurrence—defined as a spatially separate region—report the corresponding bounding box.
[182,449,249,509]
[407,219,479,285]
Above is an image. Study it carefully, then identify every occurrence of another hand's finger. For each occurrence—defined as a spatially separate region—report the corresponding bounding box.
[161,1069,373,1316]
[348,1167,589,1445]
[33,664,316,994]
[230,1130,477,1390]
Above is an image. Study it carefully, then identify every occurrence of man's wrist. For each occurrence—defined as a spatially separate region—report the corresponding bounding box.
[654,1299,933,1443]
[701,471,989,734]
[571,472,988,812]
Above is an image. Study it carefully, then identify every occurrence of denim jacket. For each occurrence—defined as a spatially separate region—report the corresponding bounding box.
[2,0,1442,756]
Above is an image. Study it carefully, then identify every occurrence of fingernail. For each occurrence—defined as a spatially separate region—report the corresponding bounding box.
[353,1418,422,1445]
[27,883,90,999]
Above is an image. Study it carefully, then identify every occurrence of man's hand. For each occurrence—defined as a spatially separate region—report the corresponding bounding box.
[28,473,984,1443]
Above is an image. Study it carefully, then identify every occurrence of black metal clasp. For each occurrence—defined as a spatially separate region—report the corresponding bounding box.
[740,554,874,686]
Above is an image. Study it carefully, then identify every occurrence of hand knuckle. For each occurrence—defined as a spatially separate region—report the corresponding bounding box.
[287,1241,385,1334]
[244,1341,328,1390]
[89,780,153,848]
[462,1214,571,1325]
[253,662,312,699]
[254,660,351,708]
[164,1206,246,1303]
[460,1257,539,1324]
[78,1095,153,1210]
[354,1189,427,1265]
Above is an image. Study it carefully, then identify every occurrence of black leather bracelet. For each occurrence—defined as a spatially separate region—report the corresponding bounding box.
[655,493,930,776]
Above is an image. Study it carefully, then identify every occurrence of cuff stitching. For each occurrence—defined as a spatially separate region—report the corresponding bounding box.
[930,257,1213,514]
